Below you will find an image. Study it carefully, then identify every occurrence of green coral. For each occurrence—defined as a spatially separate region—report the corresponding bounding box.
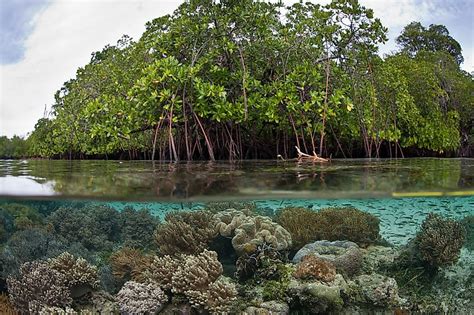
[415,213,466,269]
[277,207,381,249]
[460,215,473,251]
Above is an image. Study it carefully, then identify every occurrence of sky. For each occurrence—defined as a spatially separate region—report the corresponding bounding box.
[0,0,473,137]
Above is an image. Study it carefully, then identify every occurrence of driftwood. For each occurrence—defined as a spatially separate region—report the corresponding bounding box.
[277,146,329,163]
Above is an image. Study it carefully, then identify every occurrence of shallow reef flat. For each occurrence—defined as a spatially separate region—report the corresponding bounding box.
[0,199,472,314]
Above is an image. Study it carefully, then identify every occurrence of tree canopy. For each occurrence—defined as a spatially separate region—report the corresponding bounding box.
[8,0,473,160]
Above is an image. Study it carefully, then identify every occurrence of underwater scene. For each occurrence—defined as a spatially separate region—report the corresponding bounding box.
[0,159,473,314]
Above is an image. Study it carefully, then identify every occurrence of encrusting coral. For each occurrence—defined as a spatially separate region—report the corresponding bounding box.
[154,211,217,255]
[116,281,168,314]
[48,252,100,294]
[213,210,292,255]
[7,261,72,313]
[277,206,381,248]
[293,255,337,282]
[415,213,466,268]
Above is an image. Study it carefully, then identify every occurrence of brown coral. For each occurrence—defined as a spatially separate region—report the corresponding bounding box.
[277,207,381,248]
[142,255,179,290]
[0,293,18,315]
[276,207,320,249]
[7,261,72,313]
[293,255,337,282]
[109,247,152,284]
[171,250,223,294]
[416,213,466,268]
[48,252,99,290]
[139,250,237,314]
[154,211,217,256]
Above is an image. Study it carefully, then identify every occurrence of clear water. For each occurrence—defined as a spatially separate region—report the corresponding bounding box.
[0,158,473,313]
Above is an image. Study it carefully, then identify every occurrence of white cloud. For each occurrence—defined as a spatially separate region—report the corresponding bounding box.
[0,0,180,137]
[1,0,472,137]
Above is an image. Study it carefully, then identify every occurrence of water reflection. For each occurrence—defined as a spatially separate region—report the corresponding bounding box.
[0,159,472,200]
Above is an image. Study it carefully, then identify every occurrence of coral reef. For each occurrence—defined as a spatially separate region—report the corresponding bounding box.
[287,274,348,313]
[0,228,79,279]
[48,205,122,252]
[7,261,72,313]
[293,255,337,282]
[350,273,401,307]
[214,210,292,255]
[116,281,168,314]
[277,207,381,249]
[276,207,320,250]
[293,240,363,278]
[38,306,77,314]
[48,252,100,297]
[461,215,473,251]
[415,213,466,268]
[109,247,151,285]
[0,203,44,231]
[119,207,159,250]
[154,211,217,255]
[141,250,237,313]
[244,300,289,315]
[0,292,17,315]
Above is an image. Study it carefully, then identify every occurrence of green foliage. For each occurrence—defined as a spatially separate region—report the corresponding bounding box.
[21,0,472,159]
[396,22,464,64]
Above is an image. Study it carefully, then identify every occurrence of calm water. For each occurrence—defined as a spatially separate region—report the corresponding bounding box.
[0,158,472,313]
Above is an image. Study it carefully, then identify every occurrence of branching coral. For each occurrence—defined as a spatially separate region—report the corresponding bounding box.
[214,210,292,255]
[142,255,178,290]
[116,281,168,314]
[0,292,17,315]
[0,228,73,279]
[141,250,237,314]
[171,250,223,294]
[277,206,381,248]
[460,215,473,251]
[120,207,159,250]
[293,255,337,282]
[109,247,151,285]
[7,261,72,313]
[415,213,466,268]
[154,211,217,256]
[276,207,319,249]
[48,205,121,252]
[48,252,100,292]
[0,203,44,231]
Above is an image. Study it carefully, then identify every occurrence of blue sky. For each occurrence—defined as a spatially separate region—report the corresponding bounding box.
[0,0,50,64]
[0,0,473,137]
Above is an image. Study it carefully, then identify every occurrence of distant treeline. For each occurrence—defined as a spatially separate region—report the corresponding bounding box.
[8,0,474,160]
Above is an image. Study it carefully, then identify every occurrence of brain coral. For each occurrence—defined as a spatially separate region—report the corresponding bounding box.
[154,211,217,256]
[416,213,466,268]
[213,210,292,255]
[116,281,168,314]
[7,261,72,313]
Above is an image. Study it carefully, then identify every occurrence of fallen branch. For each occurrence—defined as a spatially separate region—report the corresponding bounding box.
[295,146,329,162]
